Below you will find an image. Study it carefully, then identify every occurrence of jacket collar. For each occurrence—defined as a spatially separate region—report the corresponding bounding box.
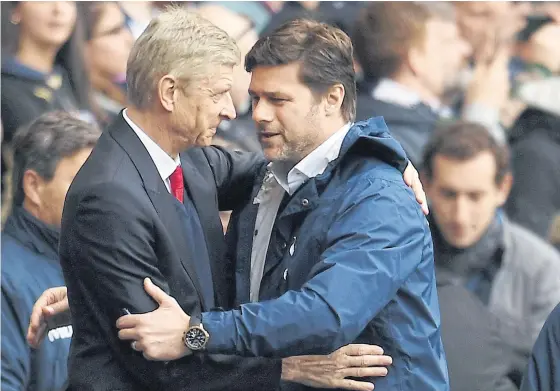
[3,206,60,260]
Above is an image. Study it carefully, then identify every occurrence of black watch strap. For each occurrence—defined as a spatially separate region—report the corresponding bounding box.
[189,315,202,328]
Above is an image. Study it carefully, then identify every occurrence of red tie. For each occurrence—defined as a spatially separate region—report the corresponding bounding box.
[169,165,184,203]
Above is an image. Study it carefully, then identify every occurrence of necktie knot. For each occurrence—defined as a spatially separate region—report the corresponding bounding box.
[169,165,184,203]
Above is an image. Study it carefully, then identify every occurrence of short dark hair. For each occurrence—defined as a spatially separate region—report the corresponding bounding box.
[245,18,356,122]
[422,121,511,185]
[11,111,101,206]
[353,2,455,82]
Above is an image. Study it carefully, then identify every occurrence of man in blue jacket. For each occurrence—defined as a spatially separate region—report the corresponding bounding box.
[520,303,560,391]
[116,19,449,391]
[1,112,100,391]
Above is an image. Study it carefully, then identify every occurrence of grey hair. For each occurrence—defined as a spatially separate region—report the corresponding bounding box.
[126,5,240,108]
[11,111,101,206]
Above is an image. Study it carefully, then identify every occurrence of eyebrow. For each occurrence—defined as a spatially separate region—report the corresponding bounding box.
[248,90,290,99]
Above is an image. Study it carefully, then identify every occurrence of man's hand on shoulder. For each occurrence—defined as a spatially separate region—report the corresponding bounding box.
[403,162,429,215]
[281,344,392,390]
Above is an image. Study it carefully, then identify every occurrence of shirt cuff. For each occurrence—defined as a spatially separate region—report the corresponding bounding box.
[202,310,238,354]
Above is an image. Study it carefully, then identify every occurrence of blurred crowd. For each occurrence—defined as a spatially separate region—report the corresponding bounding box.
[2,1,560,391]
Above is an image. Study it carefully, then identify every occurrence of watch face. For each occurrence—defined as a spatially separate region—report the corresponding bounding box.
[186,327,207,350]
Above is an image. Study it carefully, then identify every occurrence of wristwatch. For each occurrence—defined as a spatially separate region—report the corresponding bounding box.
[183,315,210,351]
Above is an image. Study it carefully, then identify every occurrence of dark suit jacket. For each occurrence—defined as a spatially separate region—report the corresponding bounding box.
[437,272,518,391]
[59,113,281,390]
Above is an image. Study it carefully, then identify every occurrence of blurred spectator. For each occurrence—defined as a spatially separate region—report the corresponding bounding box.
[437,273,518,391]
[353,2,471,166]
[505,24,560,239]
[455,1,529,62]
[1,1,92,143]
[195,3,262,153]
[117,1,160,40]
[216,1,276,35]
[1,1,92,198]
[422,121,560,374]
[81,1,134,126]
[1,111,100,391]
[261,1,364,38]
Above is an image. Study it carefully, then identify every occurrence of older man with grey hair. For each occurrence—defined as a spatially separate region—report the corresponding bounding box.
[2,111,100,391]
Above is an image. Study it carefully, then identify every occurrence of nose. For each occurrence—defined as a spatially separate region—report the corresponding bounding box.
[221,92,236,120]
[451,196,470,226]
[252,98,273,124]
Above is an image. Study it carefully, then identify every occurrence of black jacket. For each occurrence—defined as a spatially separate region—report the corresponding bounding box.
[437,272,519,391]
[1,58,85,144]
[505,107,560,239]
[60,113,280,391]
[356,92,440,167]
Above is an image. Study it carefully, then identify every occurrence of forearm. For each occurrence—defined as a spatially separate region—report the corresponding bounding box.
[202,288,349,357]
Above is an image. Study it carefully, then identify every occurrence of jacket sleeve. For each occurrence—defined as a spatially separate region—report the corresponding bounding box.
[520,303,560,391]
[202,146,266,211]
[202,178,428,357]
[528,256,560,346]
[63,182,281,390]
[1,281,30,390]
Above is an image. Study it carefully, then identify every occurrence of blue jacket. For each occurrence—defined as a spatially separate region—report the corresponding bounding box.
[520,302,560,391]
[202,118,450,390]
[1,207,71,391]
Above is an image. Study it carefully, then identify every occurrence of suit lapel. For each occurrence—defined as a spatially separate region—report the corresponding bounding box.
[108,113,208,309]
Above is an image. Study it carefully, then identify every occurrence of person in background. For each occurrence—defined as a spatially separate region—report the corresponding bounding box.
[1,1,93,197]
[117,1,159,40]
[421,121,560,385]
[1,111,101,391]
[504,15,560,240]
[81,1,134,126]
[352,2,473,166]
[1,1,92,143]
[195,3,262,153]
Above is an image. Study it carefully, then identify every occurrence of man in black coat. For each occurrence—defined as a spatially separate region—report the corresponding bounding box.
[437,271,519,391]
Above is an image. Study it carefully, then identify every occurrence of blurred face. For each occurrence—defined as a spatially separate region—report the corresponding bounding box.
[456,2,529,58]
[411,17,471,97]
[24,148,92,228]
[230,22,259,113]
[249,62,324,163]
[170,65,237,148]
[14,1,77,49]
[87,3,134,80]
[425,152,511,249]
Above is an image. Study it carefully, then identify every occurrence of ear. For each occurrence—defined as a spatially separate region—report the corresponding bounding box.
[324,83,345,116]
[22,169,44,209]
[406,45,425,77]
[496,172,513,206]
[157,75,179,112]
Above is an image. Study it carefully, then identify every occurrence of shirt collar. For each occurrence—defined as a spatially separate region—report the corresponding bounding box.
[122,109,180,182]
[372,78,452,118]
[270,122,353,195]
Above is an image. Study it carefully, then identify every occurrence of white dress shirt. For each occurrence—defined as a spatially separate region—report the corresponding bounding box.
[122,109,180,191]
[373,78,453,118]
[249,123,353,302]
